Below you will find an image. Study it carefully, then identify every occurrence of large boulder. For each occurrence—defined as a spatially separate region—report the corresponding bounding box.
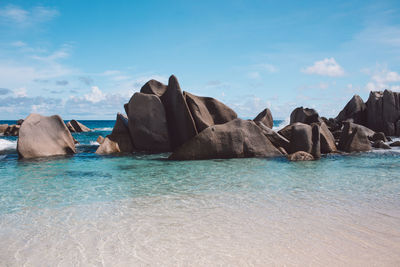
[290,107,321,124]
[17,114,76,158]
[338,122,372,152]
[160,75,198,149]
[335,95,367,125]
[288,123,320,158]
[253,108,273,128]
[140,79,168,97]
[255,121,290,152]
[287,151,314,161]
[184,91,237,132]
[127,93,170,152]
[169,119,282,160]
[366,90,400,136]
[67,120,91,133]
[96,113,134,154]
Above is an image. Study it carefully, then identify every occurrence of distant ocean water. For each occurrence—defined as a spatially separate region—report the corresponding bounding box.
[1,120,400,265]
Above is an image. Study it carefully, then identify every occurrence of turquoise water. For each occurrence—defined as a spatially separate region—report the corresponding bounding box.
[1,120,400,265]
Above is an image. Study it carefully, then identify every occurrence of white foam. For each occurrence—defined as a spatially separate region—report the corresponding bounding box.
[90,141,100,146]
[0,139,17,151]
[93,127,113,131]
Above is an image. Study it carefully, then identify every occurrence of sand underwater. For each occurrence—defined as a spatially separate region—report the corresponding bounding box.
[1,120,400,266]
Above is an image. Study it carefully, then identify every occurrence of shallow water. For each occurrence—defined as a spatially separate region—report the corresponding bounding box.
[1,120,400,266]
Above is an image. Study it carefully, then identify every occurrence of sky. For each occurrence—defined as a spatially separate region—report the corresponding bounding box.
[0,0,399,120]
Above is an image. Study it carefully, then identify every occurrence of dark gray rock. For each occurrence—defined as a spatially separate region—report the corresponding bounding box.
[67,120,91,132]
[335,95,367,125]
[253,108,273,129]
[127,93,170,152]
[184,91,237,132]
[169,119,282,160]
[314,122,337,154]
[290,107,321,125]
[17,114,76,158]
[4,125,20,136]
[389,141,400,147]
[96,113,134,154]
[289,123,320,158]
[140,79,168,97]
[338,122,372,152]
[369,132,387,142]
[161,75,198,149]
[255,121,290,152]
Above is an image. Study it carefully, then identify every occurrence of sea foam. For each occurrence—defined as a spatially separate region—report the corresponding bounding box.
[0,139,17,151]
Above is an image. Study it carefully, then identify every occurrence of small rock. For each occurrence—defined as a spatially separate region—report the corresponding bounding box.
[287,151,314,161]
[372,140,391,149]
[389,141,400,147]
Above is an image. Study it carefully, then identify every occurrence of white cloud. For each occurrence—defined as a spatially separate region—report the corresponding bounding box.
[0,5,59,27]
[302,58,345,77]
[84,86,106,103]
[364,66,400,91]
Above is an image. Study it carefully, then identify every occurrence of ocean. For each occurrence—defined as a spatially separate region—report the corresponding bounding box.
[1,120,400,266]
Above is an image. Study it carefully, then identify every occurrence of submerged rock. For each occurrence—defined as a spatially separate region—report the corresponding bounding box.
[253,108,273,129]
[17,113,76,158]
[161,75,198,149]
[96,113,134,154]
[169,119,282,160]
[127,92,170,152]
[287,151,314,161]
[290,107,321,125]
[372,140,391,149]
[67,120,91,132]
[184,91,237,132]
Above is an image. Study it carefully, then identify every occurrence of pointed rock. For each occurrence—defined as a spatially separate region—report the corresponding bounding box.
[290,107,321,125]
[335,95,366,125]
[160,75,198,149]
[253,108,273,128]
[338,122,372,152]
[140,79,168,97]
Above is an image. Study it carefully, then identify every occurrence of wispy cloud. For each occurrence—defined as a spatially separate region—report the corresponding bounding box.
[364,65,400,91]
[302,58,345,77]
[0,5,59,27]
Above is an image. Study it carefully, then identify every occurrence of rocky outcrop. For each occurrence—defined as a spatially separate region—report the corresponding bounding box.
[4,125,20,136]
[253,108,273,128]
[288,123,320,158]
[96,113,134,154]
[369,132,387,142]
[184,91,237,132]
[255,121,290,152]
[67,120,91,133]
[17,114,76,158]
[287,151,314,161]
[127,93,170,152]
[140,79,168,97]
[290,107,321,125]
[366,90,400,136]
[16,119,24,125]
[169,119,282,160]
[389,141,400,147]
[160,75,198,149]
[335,95,367,125]
[338,122,372,152]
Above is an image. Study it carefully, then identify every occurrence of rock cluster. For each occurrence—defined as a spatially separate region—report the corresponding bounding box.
[13,75,398,160]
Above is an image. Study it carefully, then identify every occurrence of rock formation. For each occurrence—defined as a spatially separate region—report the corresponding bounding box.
[67,120,91,132]
[290,107,321,125]
[335,95,367,125]
[184,91,237,132]
[255,121,290,152]
[169,119,282,160]
[140,79,168,97]
[253,108,273,128]
[287,151,314,161]
[17,114,76,158]
[96,113,134,154]
[338,122,372,152]
[126,93,170,152]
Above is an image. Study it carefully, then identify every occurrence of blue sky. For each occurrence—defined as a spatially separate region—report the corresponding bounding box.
[0,0,399,120]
